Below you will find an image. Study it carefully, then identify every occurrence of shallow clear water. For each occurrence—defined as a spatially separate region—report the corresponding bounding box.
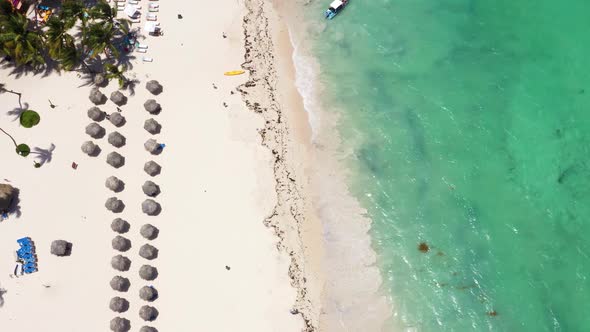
[297,0,590,330]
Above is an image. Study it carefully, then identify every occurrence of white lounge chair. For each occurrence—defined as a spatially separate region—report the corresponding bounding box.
[137,44,148,49]
[130,18,141,23]
[136,48,147,53]
[148,3,159,7]
[143,57,153,62]
[146,15,157,21]
[148,8,158,12]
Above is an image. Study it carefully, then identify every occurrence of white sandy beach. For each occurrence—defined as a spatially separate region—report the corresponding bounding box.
[0,0,311,331]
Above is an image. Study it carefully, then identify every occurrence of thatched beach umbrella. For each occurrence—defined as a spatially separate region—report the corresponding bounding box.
[144,118,161,134]
[139,244,158,260]
[87,106,105,121]
[139,305,159,321]
[111,218,130,234]
[144,139,162,155]
[85,122,105,139]
[110,91,127,106]
[141,199,160,216]
[107,152,125,168]
[144,99,161,114]
[139,326,158,332]
[0,184,15,211]
[139,265,158,280]
[108,132,126,148]
[110,317,130,332]
[50,240,71,256]
[89,87,106,105]
[112,235,131,252]
[111,255,131,271]
[139,286,158,302]
[94,73,106,86]
[109,112,126,127]
[142,181,160,197]
[105,176,124,192]
[146,80,163,95]
[140,224,159,240]
[81,141,99,156]
[110,276,131,292]
[105,197,124,213]
[109,296,129,313]
[144,161,161,177]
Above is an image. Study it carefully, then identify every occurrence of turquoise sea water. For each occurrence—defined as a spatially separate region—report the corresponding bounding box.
[298,0,590,330]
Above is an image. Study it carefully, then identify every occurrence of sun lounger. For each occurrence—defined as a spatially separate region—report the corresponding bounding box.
[148,8,158,12]
[130,18,141,23]
[17,237,32,245]
[136,48,147,53]
[146,16,157,21]
[137,43,148,49]
[23,262,37,274]
[143,57,153,62]
[149,3,159,7]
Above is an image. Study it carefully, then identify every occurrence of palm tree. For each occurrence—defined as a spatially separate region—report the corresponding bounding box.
[89,1,116,23]
[45,16,79,70]
[0,127,29,157]
[104,63,128,88]
[83,21,118,58]
[0,12,45,68]
[60,0,88,30]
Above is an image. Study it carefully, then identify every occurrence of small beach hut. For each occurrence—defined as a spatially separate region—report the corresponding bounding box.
[110,276,131,292]
[140,224,159,240]
[110,317,131,332]
[107,152,125,168]
[87,107,105,121]
[139,326,158,332]
[111,218,130,234]
[105,197,124,213]
[110,91,127,106]
[139,305,159,321]
[105,176,124,192]
[109,297,129,313]
[108,132,126,148]
[89,87,106,105]
[142,181,160,197]
[139,265,158,280]
[50,240,71,256]
[144,99,161,114]
[85,122,105,139]
[141,199,160,216]
[146,80,163,95]
[81,141,99,156]
[139,244,158,260]
[139,285,158,302]
[144,161,161,176]
[109,112,126,127]
[112,235,131,252]
[111,255,131,271]
[144,118,161,134]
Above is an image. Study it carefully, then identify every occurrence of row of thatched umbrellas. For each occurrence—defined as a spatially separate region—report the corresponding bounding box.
[83,80,164,332]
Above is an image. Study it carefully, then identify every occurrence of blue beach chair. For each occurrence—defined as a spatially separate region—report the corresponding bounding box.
[17,237,32,246]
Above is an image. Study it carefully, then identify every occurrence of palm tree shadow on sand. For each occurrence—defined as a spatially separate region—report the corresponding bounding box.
[6,102,29,121]
[31,143,56,166]
[8,187,22,218]
[0,287,7,307]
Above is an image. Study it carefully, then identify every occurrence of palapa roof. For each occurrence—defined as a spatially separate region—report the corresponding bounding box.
[144,139,160,154]
[89,87,106,105]
[110,317,131,332]
[139,244,158,260]
[144,99,161,114]
[146,80,162,95]
[81,141,99,156]
[105,176,124,192]
[105,197,124,213]
[144,161,161,176]
[110,91,127,106]
[107,152,125,168]
[109,296,129,313]
[144,118,161,134]
[50,240,70,256]
[112,235,131,252]
[111,218,130,234]
[139,265,158,280]
[109,112,126,127]
[139,326,158,332]
[108,132,126,148]
[110,275,131,292]
[141,199,160,216]
[111,255,131,271]
[0,183,15,210]
[142,181,160,197]
[139,285,158,301]
[87,106,105,121]
[140,224,159,240]
[139,305,159,321]
[85,122,105,139]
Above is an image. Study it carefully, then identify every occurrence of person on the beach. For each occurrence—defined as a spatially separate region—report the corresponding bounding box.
[116,107,122,112]
[71,162,78,170]
[48,99,56,109]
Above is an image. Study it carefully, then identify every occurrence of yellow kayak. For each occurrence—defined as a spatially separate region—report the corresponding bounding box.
[224,70,245,76]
